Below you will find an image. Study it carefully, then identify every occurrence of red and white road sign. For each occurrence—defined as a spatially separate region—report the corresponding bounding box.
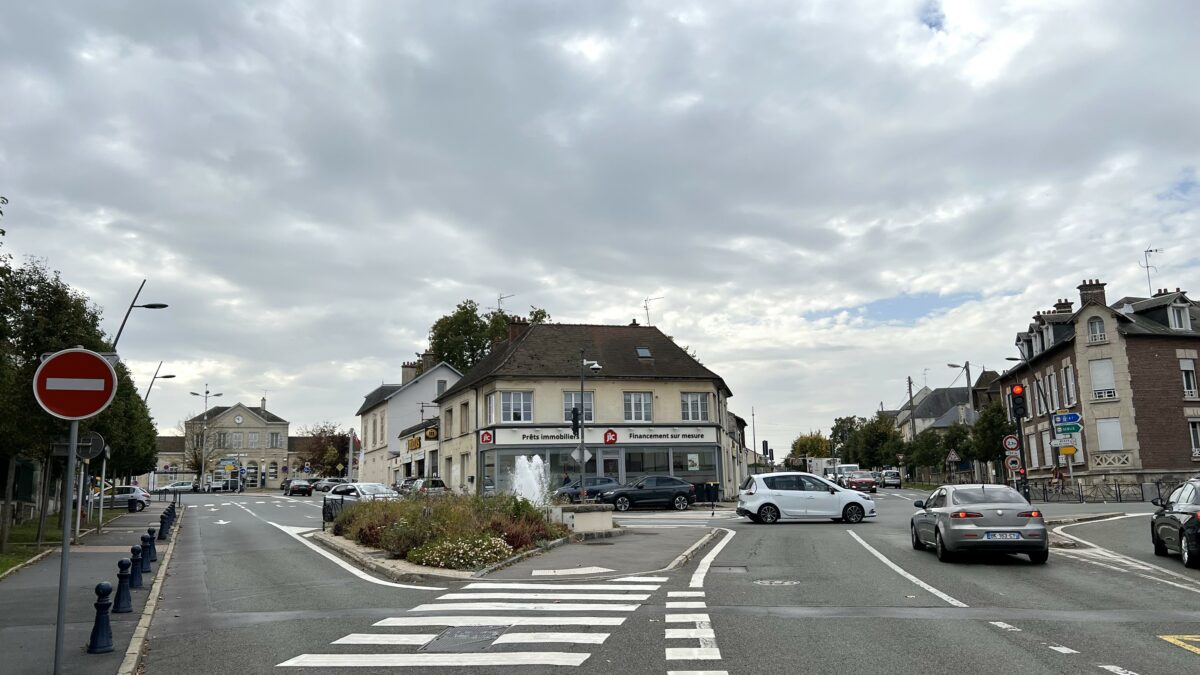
[1005,456,1021,470]
[1002,434,1020,451]
[33,348,118,420]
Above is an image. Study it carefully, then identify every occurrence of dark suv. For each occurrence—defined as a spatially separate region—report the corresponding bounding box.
[285,478,314,496]
[554,476,620,503]
[597,475,696,511]
[1151,477,1200,568]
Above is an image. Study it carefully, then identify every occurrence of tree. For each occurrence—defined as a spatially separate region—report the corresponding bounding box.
[427,300,550,373]
[88,361,158,479]
[910,429,944,469]
[790,431,831,458]
[181,419,221,482]
[830,416,864,457]
[967,401,1017,464]
[295,422,350,477]
[942,424,972,469]
[843,413,902,468]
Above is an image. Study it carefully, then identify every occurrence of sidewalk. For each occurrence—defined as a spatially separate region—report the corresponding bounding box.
[485,526,717,580]
[0,500,178,675]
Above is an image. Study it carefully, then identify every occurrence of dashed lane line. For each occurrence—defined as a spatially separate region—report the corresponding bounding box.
[846,530,968,608]
[278,653,590,667]
[990,621,1022,632]
[1098,666,1141,674]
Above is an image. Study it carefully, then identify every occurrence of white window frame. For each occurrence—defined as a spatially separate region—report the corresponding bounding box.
[1063,365,1077,406]
[1190,419,1200,459]
[248,432,259,449]
[562,391,594,423]
[269,432,281,448]
[232,432,243,449]
[624,392,653,422]
[1170,304,1191,331]
[1026,434,1039,469]
[1047,371,1059,410]
[485,393,496,425]
[1034,377,1047,416]
[1087,317,1106,343]
[1181,359,1198,399]
[444,408,454,437]
[1040,430,1053,468]
[681,393,709,422]
[459,402,469,435]
[500,391,533,423]
[1089,358,1117,400]
[1096,417,1123,452]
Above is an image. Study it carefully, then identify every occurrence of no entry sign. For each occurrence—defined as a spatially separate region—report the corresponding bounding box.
[33,348,118,420]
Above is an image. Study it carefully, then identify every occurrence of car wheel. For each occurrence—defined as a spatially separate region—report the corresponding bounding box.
[871,488,877,493]
[672,495,690,511]
[843,503,865,524]
[935,530,955,563]
[911,524,925,550]
[1029,550,1049,565]
[136,501,146,512]
[1153,529,1169,556]
[758,504,780,524]
[614,496,631,512]
[1183,533,1200,569]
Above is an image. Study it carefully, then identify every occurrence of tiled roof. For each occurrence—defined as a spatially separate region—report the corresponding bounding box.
[437,323,730,402]
[912,387,969,420]
[187,405,287,424]
[155,436,184,453]
[930,405,979,429]
[398,417,438,439]
[355,384,402,416]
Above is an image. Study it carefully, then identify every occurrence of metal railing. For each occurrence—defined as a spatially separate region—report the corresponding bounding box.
[321,495,346,532]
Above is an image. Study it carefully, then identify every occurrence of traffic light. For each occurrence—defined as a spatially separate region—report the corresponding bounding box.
[1009,384,1028,418]
[570,407,581,435]
[1017,467,1026,478]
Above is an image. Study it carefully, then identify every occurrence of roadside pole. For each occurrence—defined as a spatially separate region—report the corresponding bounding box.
[97,449,107,534]
[74,459,85,544]
[55,420,78,673]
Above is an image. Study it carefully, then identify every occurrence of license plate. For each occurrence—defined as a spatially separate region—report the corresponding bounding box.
[986,532,1021,540]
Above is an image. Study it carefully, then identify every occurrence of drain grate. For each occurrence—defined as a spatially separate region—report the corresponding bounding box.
[711,565,749,573]
[754,579,800,586]
[421,626,506,652]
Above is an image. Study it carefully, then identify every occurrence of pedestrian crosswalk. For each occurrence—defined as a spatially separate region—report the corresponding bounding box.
[277,576,664,668]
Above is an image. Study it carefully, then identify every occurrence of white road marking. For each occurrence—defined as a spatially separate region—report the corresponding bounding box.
[207,508,219,512]
[409,602,638,612]
[277,653,590,667]
[1055,516,1200,592]
[613,576,668,583]
[331,634,436,645]
[846,530,968,608]
[668,591,705,598]
[666,601,707,609]
[666,628,716,639]
[212,520,230,525]
[666,614,710,623]
[990,622,1022,632]
[690,528,735,588]
[186,505,197,509]
[437,592,651,602]
[220,502,230,506]
[1098,666,1140,675]
[264,521,443,590]
[255,501,265,504]
[375,616,626,627]
[1049,645,1079,654]
[204,504,214,507]
[493,632,609,645]
[667,671,728,675]
[665,648,721,660]
[465,583,660,591]
[531,566,615,576]
[46,377,104,390]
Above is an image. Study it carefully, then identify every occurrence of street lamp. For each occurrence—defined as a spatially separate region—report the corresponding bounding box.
[143,361,176,402]
[576,349,602,500]
[190,385,223,488]
[112,279,168,350]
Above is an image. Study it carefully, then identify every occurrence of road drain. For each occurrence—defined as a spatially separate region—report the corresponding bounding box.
[421,626,506,652]
[711,566,749,573]
[754,580,801,586]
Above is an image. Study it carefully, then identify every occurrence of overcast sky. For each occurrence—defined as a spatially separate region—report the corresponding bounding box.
[4,1,1198,449]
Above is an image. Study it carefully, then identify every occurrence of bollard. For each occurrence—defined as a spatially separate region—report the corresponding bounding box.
[127,497,138,513]
[139,535,153,573]
[158,514,168,540]
[146,528,158,562]
[86,582,114,654]
[129,546,144,589]
[113,559,133,613]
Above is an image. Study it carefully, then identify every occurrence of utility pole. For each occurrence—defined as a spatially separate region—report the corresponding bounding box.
[906,377,915,442]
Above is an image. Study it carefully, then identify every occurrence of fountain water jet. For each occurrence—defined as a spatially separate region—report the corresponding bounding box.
[509,455,549,506]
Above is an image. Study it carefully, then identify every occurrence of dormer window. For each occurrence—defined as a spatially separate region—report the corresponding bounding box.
[1087,317,1106,343]
[1032,333,1043,354]
[1169,303,1192,331]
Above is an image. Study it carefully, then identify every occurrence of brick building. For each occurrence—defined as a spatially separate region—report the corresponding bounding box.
[998,279,1200,485]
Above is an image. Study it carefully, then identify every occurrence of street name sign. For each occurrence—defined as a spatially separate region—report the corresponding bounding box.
[1002,435,1019,451]
[1053,412,1082,425]
[1055,423,1083,434]
[33,348,118,420]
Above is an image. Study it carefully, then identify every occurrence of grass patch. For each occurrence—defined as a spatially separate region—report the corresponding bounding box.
[0,547,50,576]
[7,508,129,544]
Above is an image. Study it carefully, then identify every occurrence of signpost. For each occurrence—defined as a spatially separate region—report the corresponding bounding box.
[1052,412,1082,425]
[33,348,118,675]
[1005,456,1021,471]
[1055,423,1083,435]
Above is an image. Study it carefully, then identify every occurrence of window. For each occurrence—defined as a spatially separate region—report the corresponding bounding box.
[380,415,385,441]
[1087,317,1106,343]
[248,432,259,449]
[624,392,653,422]
[1096,418,1123,451]
[500,391,532,422]
[1041,431,1053,468]
[485,393,496,425]
[1089,358,1116,399]
[1179,484,1197,506]
[371,417,377,446]
[1034,377,1047,415]
[1026,434,1039,468]
[1032,332,1043,354]
[268,462,278,479]
[1182,359,1198,398]
[1047,371,1059,410]
[764,475,801,490]
[799,476,830,492]
[1063,365,1077,406]
[232,432,243,449]
[192,433,203,449]
[216,432,228,448]
[459,402,469,434]
[681,393,709,421]
[437,379,447,395]
[562,391,594,422]
[269,432,281,448]
[444,409,454,437]
[1190,420,1200,458]
[1170,304,1191,331]
[636,347,652,358]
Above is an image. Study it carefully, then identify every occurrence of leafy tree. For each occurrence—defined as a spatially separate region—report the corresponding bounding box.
[942,424,972,468]
[967,401,1017,464]
[830,416,864,457]
[295,422,350,477]
[789,431,831,458]
[87,361,158,478]
[181,418,221,481]
[842,413,902,468]
[428,300,550,373]
[910,429,944,469]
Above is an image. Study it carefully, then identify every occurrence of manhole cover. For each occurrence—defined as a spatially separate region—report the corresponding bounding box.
[754,580,800,586]
[711,566,748,573]
[421,626,505,652]
[584,542,614,546]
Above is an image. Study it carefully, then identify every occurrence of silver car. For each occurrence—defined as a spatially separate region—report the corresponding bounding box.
[911,484,1048,564]
[328,482,399,502]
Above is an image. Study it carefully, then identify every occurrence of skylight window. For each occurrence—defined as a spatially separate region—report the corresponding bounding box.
[636,347,652,358]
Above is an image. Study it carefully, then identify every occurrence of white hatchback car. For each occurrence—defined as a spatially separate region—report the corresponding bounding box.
[737,471,877,524]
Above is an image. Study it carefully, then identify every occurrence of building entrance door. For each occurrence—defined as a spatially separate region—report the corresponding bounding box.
[601,450,621,484]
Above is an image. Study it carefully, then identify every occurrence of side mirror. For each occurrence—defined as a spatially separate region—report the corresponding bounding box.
[637,484,644,489]
[913,500,924,509]
[1150,497,1164,507]
[829,487,837,494]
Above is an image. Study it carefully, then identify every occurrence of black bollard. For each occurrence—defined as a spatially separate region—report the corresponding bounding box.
[129,546,144,589]
[139,535,153,573]
[86,582,114,654]
[146,528,158,561]
[157,515,168,541]
[113,559,133,613]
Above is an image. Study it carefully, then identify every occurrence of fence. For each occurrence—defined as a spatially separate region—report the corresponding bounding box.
[1026,480,1176,504]
[321,495,346,532]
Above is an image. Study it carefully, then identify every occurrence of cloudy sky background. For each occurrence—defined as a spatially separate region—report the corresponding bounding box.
[4,1,1198,449]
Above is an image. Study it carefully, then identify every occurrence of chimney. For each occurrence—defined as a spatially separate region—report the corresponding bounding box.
[419,350,436,372]
[1054,298,1074,314]
[1077,279,1107,307]
[260,396,266,412]
[630,318,639,326]
[401,361,418,385]
[507,316,530,342]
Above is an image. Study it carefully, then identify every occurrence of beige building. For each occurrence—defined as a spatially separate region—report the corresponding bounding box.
[157,398,291,489]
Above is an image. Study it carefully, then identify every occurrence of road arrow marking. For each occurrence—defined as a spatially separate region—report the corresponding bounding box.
[213,520,230,525]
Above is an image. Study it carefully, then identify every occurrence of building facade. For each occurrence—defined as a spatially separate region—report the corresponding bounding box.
[159,398,291,489]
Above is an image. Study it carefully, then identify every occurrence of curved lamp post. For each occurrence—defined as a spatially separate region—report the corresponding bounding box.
[143,362,175,402]
[189,386,223,487]
[112,279,168,350]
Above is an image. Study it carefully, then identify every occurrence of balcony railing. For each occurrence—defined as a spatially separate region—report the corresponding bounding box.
[1185,388,1198,399]
[1088,333,1107,343]
[1092,388,1117,400]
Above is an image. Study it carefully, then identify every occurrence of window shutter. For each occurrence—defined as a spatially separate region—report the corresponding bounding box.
[1089,359,1115,392]
[1096,418,1123,451]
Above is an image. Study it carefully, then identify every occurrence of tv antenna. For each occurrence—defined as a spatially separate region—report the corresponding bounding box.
[418,402,438,420]
[922,368,930,387]
[1138,247,1163,295]
[493,293,515,314]
[643,296,664,325]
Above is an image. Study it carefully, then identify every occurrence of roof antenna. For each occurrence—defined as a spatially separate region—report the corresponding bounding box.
[493,293,515,315]
[922,368,929,387]
[1139,247,1163,295]
[643,296,664,326]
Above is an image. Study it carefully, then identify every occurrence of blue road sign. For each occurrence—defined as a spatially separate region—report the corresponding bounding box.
[239,467,246,476]
[1053,412,1082,425]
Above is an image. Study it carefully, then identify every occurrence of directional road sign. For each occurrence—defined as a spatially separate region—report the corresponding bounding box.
[1005,456,1021,470]
[224,464,235,471]
[1002,435,1020,451]
[1059,445,1078,456]
[1055,423,1083,434]
[1053,412,1082,425]
[33,348,118,421]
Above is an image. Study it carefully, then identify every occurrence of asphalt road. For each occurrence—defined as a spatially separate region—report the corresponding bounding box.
[139,488,1200,675]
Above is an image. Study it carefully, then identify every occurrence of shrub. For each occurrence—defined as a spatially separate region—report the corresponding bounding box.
[489,514,567,551]
[379,518,436,558]
[406,534,514,570]
[343,501,402,548]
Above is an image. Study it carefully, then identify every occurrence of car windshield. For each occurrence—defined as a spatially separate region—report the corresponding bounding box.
[951,487,1028,505]
[358,484,390,494]
[850,472,873,478]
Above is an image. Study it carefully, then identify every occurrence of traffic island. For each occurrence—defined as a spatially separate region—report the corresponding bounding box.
[546,503,616,533]
[1045,512,1123,548]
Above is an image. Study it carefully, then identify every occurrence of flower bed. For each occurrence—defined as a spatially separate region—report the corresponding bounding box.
[332,495,568,570]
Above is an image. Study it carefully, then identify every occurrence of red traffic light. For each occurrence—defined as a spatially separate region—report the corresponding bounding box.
[1017,467,1026,476]
[1011,384,1025,396]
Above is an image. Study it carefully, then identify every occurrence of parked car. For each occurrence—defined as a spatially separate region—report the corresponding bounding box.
[327,482,399,502]
[737,472,875,524]
[408,477,448,497]
[911,484,1048,564]
[97,486,150,511]
[845,471,878,493]
[393,477,418,495]
[154,481,194,494]
[208,479,243,493]
[311,478,349,492]
[598,475,696,512]
[554,476,621,503]
[285,478,314,496]
[1151,478,1200,568]
[880,470,903,489]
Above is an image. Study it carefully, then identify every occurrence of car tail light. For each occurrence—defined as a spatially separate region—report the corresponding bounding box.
[949,511,983,519]
[1018,510,1042,518]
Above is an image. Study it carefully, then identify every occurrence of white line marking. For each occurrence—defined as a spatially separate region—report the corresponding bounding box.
[46,377,104,390]
[668,591,705,597]
[1055,516,1200,591]
[665,648,721,660]
[437,592,650,601]
[493,632,609,645]
[277,653,590,667]
[666,614,710,623]
[1098,666,1140,675]
[613,576,668,582]
[1049,645,1079,654]
[264,521,442,590]
[990,621,1022,632]
[186,505,197,509]
[666,601,707,609]
[410,602,639,612]
[465,583,660,591]
[220,502,231,506]
[531,566,614,576]
[667,671,728,675]
[666,628,716,639]
[846,530,968,607]
[255,501,265,504]
[331,634,436,645]
[375,616,626,627]
[690,528,735,588]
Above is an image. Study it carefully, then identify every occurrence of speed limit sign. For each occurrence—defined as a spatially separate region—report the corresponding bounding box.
[1002,434,1019,451]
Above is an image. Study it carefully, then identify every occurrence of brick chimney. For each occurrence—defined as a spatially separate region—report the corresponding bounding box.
[400,361,418,385]
[1054,298,1074,313]
[419,350,437,372]
[507,316,530,342]
[260,396,266,412]
[1077,279,1107,307]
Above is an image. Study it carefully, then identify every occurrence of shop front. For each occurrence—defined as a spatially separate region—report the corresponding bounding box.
[478,426,721,497]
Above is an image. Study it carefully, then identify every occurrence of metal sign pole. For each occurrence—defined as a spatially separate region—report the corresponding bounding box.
[54,420,79,675]
[98,453,107,533]
[74,459,85,544]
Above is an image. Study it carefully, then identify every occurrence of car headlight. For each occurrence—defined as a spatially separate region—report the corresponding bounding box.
[602,491,616,497]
